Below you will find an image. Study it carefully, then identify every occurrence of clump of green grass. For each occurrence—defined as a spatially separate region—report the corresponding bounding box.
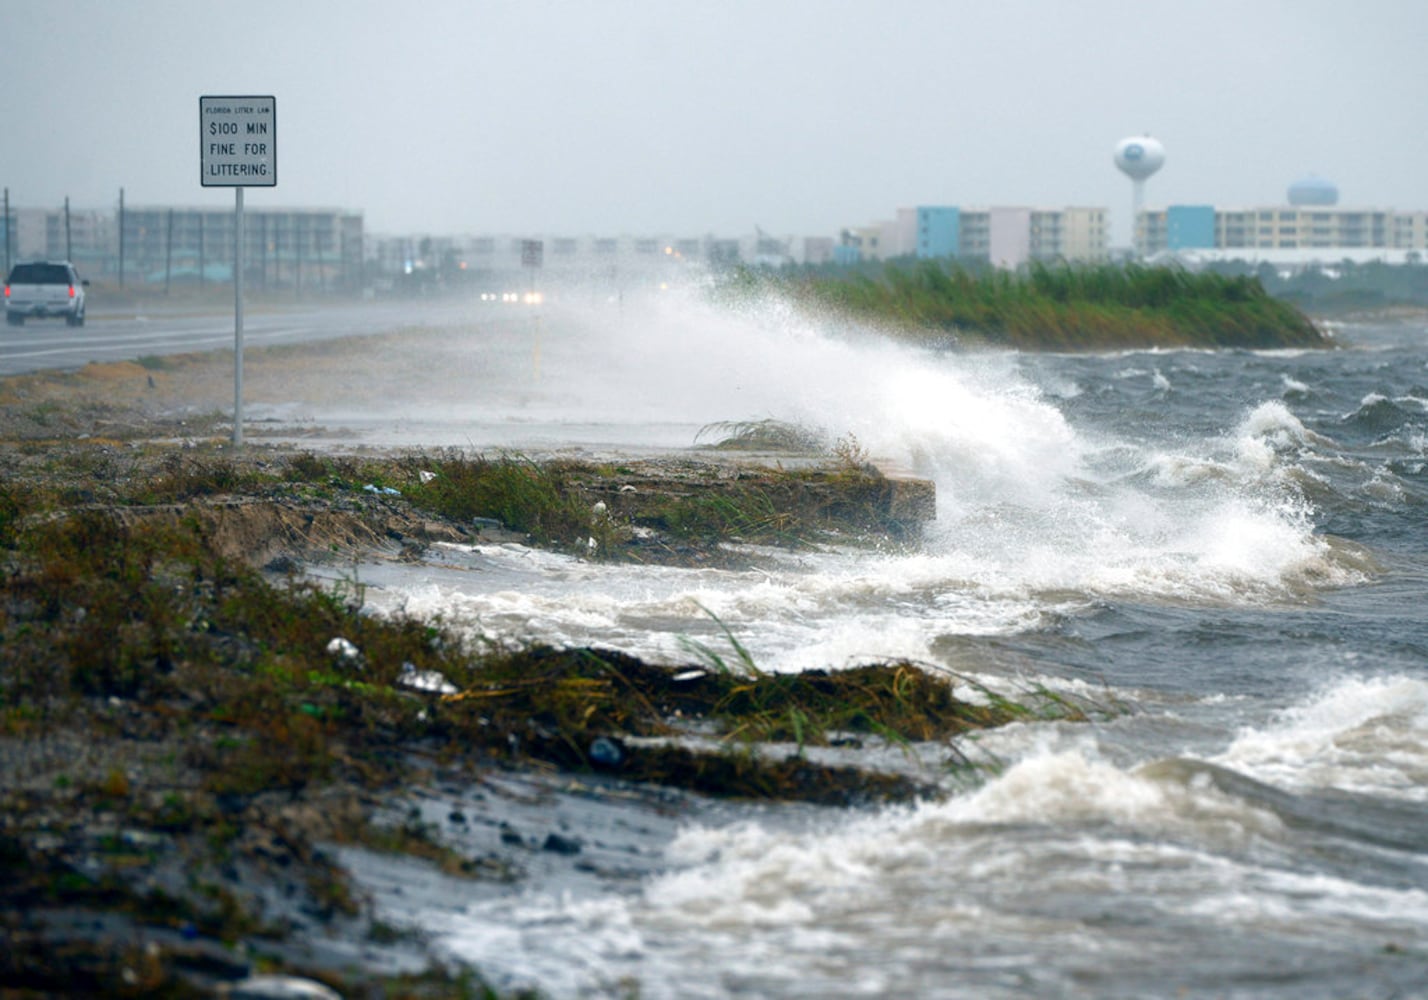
[397,449,591,545]
[674,608,1092,749]
[135,355,174,372]
[0,479,35,547]
[644,488,796,544]
[138,452,267,503]
[726,260,1329,350]
[695,418,827,452]
[389,449,920,556]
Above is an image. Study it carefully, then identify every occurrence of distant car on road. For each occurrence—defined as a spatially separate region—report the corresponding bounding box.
[5,260,88,326]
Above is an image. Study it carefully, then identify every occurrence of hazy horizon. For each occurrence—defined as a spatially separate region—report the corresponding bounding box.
[4,0,1426,244]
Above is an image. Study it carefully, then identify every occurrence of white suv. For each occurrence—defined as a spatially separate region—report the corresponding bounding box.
[5,260,88,327]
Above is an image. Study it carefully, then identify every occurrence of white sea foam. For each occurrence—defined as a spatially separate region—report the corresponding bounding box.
[429,735,1428,997]
[1215,674,1428,800]
[351,292,1365,670]
[654,745,1292,899]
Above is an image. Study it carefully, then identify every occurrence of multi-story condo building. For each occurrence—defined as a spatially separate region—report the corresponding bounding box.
[119,206,364,291]
[844,206,1109,267]
[2,204,365,291]
[1138,205,1428,256]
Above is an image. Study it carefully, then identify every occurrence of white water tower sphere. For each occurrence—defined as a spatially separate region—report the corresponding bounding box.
[1114,136,1166,181]
[1115,136,1166,254]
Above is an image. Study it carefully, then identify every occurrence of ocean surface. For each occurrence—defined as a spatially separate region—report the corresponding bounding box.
[305,292,1428,998]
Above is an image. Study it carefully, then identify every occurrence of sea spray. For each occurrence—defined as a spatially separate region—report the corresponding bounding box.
[349,289,1368,678]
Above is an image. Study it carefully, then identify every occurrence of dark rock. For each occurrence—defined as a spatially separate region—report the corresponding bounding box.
[541,832,582,856]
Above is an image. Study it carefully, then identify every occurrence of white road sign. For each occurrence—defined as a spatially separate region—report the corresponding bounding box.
[200,95,277,187]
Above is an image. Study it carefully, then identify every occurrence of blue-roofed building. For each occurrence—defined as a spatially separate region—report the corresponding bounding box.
[916,207,960,259]
[1166,205,1216,250]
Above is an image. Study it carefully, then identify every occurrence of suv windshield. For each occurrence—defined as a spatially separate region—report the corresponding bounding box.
[7,263,73,284]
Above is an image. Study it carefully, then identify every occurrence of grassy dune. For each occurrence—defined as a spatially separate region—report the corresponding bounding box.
[735,261,1329,350]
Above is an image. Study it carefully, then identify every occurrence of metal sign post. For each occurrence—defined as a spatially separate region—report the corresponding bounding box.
[234,187,245,443]
[200,94,276,447]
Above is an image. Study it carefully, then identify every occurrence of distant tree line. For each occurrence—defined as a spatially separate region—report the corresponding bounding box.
[1203,257,1428,315]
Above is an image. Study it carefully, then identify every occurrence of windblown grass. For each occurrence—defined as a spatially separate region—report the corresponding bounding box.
[396,449,592,544]
[1,507,1089,805]
[732,260,1329,350]
[392,448,922,553]
[0,442,1092,992]
[695,418,827,453]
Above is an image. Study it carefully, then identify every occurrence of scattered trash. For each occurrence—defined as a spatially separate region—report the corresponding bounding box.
[362,484,400,495]
[589,736,625,767]
[591,500,608,517]
[587,536,598,551]
[472,517,504,530]
[672,669,708,683]
[619,484,637,493]
[227,974,343,1000]
[398,661,458,695]
[325,637,360,663]
[418,470,437,483]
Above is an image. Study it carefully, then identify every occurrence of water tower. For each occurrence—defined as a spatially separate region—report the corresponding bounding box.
[1114,136,1166,252]
[1287,175,1339,206]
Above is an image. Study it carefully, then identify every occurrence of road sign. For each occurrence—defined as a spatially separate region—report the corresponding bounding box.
[521,239,543,269]
[200,94,276,447]
[200,95,277,187]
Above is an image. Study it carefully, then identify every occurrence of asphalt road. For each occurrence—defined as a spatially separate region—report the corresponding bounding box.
[0,298,482,377]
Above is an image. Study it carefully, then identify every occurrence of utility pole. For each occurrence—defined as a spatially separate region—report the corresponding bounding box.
[64,196,72,261]
[3,188,10,275]
[198,213,205,291]
[118,188,126,288]
[164,208,174,294]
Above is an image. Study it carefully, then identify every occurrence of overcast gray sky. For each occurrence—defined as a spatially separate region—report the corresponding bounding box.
[4,0,1425,244]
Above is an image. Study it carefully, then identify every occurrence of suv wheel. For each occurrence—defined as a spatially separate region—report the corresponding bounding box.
[67,310,85,328]
[6,314,22,327]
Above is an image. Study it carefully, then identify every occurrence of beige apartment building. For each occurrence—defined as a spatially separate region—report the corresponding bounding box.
[844,206,1108,267]
[1138,205,1428,255]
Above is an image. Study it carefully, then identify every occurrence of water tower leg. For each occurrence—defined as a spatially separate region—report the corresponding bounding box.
[1132,179,1146,256]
